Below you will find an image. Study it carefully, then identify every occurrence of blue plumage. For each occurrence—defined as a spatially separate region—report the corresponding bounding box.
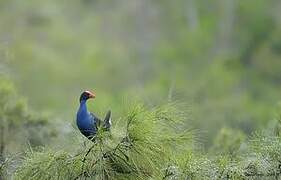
[76,99,98,139]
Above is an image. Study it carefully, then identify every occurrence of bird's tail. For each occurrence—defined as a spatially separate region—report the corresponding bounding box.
[103,110,111,130]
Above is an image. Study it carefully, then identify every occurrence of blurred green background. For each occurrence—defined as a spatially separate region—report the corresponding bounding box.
[1,0,281,147]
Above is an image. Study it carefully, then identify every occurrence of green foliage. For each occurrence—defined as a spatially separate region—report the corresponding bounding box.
[0,77,56,178]
[165,133,281,180]
[15,103,193,180]
[14,103,281,180]
[14,150,81,180]
[1,0,281,179]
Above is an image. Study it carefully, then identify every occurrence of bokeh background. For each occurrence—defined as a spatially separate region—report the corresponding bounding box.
[1,0,281,151]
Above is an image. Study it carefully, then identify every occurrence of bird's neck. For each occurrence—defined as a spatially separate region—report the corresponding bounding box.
[77,100,92,128]
[78,100,88,115]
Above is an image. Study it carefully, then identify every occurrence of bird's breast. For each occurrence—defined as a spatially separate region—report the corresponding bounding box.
[77,112,92,129]
[76,102,97,138]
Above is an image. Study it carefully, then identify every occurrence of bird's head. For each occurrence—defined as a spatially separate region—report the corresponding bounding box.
[79,90,96,102]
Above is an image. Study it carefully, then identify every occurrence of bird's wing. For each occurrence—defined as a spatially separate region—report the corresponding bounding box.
[103,110,112,130]
[90,112,101,128]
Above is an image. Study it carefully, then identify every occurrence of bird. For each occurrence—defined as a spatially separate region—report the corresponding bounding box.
[76,90,112,140]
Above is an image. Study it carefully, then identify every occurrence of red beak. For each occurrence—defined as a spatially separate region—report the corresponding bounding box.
[85,90,96,99]
[89,93,96,98]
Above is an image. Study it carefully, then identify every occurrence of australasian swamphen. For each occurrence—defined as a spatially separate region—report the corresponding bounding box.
[76,90,111,140]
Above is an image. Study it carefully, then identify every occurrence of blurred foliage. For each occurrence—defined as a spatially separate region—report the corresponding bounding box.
[211,127,245,157]
[0,0,280,143]
[0,77,56,178]
[1,0,281,179]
